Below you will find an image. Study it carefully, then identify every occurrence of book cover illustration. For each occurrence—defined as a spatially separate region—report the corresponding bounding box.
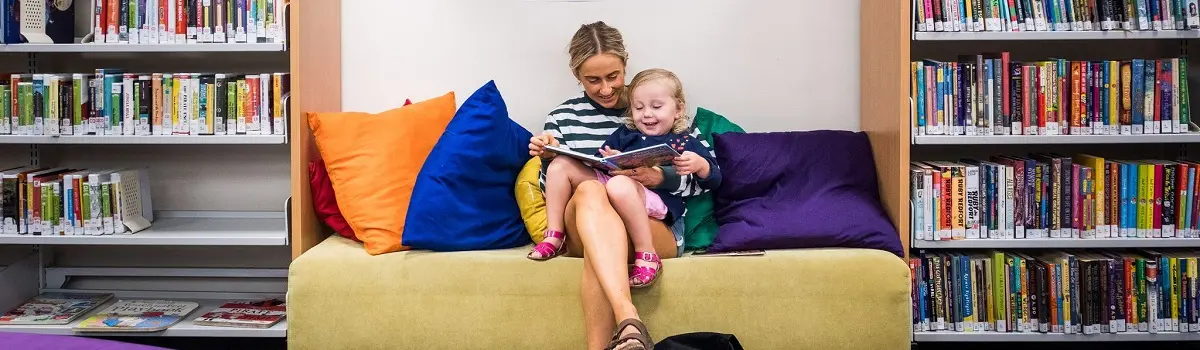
[74,299,199,332]
[193,298,286,328]
[0,293,112,325]
[545,143,681,171]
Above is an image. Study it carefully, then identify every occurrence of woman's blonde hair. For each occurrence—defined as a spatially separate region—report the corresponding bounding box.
[567,21,629,77]
[623,68,690,134]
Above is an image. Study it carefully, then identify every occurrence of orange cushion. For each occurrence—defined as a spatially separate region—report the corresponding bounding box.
[307,92,457,255]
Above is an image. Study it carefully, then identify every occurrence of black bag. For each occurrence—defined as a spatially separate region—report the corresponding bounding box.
[654,332,744,350]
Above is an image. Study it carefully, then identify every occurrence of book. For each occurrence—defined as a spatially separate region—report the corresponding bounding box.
[74,299,199,332]
[545,143,681,171]
[192,298,286,328]
[691,249,766,257]
[0,166,153,236]
[0,293,113,325]
[79,0,288,44]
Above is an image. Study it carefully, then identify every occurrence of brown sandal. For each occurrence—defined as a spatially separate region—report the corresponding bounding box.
[606,318,653,350]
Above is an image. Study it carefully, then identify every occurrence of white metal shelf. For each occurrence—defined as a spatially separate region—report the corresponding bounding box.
[0,295,286,337]
[0,213,287,246]
[912,133,1200,145]
[915,331,1200,342]
[0,135,286,145]
[913,238,1200,249]
[0,43,285,53]
[913,30,1200,41]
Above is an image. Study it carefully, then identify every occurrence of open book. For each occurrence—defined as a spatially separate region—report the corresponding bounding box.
[546,143,681,171]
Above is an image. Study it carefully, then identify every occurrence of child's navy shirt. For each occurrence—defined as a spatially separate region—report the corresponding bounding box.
[598,126,723,225]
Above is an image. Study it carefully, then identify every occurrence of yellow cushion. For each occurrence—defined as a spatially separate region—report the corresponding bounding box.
[307,92,457,255]
[514,157,548,243]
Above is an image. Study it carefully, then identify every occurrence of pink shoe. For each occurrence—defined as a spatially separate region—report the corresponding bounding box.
[629,251,661,288]
[527,230,566,261]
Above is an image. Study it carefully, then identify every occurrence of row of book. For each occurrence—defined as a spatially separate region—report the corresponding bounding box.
[910,249,1197,335]
[914,0,1200,33]
[88,0,287,45]
[0,293,285,331]
[0,165,151,236]
[0,71,289,137]
[911,154,1200,241]
[911,54,1192,137]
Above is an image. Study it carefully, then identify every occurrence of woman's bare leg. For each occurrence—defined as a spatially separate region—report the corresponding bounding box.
[565,180,679,348]
[532,156,596,259]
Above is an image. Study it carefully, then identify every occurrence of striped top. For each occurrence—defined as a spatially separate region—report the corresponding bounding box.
[539,92,713,199]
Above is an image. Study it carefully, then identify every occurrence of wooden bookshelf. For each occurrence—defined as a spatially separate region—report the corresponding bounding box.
[860,0,913,257]
[289,0,340,259]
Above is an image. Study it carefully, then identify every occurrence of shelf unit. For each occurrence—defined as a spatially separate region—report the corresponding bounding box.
[862,1,1200,346]
[0,2,302,339]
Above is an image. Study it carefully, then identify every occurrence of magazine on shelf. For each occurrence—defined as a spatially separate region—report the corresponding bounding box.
[74,300,199,332]
[193,298,286,328]
[545,143,681,171]
[0,293,113,325]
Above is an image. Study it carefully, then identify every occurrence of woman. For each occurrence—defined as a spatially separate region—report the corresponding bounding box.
[526,21,712,350]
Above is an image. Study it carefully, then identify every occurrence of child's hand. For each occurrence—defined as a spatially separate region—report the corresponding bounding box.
[598,146,621,157]
[529,132,559,158]
[673,151,711,179]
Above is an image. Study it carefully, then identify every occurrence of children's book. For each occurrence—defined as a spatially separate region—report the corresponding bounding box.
[192,298,286,328]
[546,143,681,171]
[73,300,199,332]
[0,293,113,325]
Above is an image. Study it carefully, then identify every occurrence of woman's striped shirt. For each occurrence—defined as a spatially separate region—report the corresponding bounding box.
[538,92,713,198]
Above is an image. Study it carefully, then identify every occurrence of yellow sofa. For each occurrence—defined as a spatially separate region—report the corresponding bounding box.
[287,236,912,349]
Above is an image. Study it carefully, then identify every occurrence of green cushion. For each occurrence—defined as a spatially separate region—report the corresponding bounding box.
[684,107,745,250]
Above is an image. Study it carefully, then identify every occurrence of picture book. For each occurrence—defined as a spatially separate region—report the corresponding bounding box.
[193,298,286,329]
[74,300,199,332]
[0,293,112,325]
[545,143,681,171]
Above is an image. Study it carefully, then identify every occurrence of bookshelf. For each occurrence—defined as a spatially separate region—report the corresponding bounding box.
[863,0,1200,345]
[0,0,300,338]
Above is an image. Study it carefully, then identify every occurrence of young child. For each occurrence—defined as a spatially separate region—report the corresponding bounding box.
[528,68,722,288]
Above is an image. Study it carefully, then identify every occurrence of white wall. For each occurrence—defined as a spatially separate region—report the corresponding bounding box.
[341,0,860,133]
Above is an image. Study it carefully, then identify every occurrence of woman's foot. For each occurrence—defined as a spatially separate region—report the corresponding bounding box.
[608,318,653,350]
[629,251,661,288]
[527,230,566,260]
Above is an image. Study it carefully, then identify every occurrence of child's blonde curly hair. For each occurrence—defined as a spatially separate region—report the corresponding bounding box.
[622,68,690,134]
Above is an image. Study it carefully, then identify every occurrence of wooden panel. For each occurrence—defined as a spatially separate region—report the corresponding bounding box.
[860,0,912,256]
[290,0,341,260]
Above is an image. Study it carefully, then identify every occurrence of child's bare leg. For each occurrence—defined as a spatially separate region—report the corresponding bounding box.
[531,156,596,259]
[602,175,656,259]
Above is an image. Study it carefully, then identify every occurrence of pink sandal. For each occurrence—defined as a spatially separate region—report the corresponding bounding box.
[629,251,661,288]
[527,230,566,261]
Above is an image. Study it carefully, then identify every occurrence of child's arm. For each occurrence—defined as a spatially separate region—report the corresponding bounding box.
[662,127,714,197]
[678,136,722,190]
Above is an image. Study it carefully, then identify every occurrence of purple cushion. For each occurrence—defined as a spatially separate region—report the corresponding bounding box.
[0,332,170,350]
[709,130,903,257]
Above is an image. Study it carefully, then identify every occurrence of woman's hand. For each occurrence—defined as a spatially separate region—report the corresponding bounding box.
[673,151,711,179]
[528,132,560,159]
[610,166,664,188]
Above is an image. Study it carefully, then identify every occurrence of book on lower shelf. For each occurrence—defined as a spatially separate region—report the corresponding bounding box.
[910,249,1197,336]
[912,0,1200,33]
[74,300,199,332]
[0,165,152,236]
[0,293,112,325]
[0,70,290,137]
[191,298,286,329]
[911,53,1194,138]
[911,154,1200,243]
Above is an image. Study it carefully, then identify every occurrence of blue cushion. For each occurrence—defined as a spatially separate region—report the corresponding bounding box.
[401,81,534,251]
